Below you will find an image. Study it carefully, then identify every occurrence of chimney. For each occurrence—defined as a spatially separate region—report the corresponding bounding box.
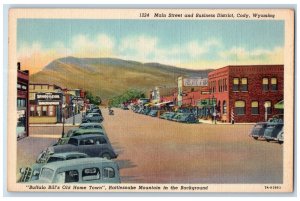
[17,62,21,71]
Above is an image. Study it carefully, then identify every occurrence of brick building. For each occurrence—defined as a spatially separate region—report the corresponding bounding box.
[17,63,29,138]
[207,65,283,123]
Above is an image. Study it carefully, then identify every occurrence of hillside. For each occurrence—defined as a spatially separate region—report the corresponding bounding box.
[30,57,212,100]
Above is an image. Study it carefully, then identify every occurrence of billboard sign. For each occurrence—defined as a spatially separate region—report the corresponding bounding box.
[183,78,208,86]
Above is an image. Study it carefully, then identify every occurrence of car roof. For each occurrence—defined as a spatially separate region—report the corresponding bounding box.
[87,112,100,115]
[80,123,102,126]
[50,152,88,158]
[70,134,105,139]
[73,129,104,134]
[42,158,116,170]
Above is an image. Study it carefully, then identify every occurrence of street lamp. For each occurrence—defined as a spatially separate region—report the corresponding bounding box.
[73,103,76,125]
[264,102,268,121]
[61,103,67,137]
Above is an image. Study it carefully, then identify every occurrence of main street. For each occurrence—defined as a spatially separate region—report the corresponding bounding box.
[18,108,283,184]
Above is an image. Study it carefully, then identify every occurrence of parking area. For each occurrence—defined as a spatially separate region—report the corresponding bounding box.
[18,107,283,184]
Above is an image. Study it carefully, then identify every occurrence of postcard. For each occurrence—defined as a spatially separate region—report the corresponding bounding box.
[7,8,294,192]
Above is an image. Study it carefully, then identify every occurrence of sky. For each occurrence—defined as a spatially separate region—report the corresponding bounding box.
[17,19,284,74]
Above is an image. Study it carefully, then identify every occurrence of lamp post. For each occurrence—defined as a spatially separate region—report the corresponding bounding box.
[61,103,66,137]
[73,103,76,125]
[264,102,268,121]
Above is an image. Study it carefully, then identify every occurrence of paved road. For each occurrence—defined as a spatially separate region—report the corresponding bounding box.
[18,108,283,184]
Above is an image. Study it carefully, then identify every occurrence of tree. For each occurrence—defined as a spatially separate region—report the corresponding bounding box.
[109,89,145,107]
[86,91,102,105]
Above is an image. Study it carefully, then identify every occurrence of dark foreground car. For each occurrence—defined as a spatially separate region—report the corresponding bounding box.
[250,122,269,140]
[19,152,88,182]
[31,158,121,184]
[264,123,284,142]
[46,134,118,159]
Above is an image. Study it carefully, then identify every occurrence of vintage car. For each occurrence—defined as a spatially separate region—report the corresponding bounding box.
[249,122,269,140]
[277,129,284,144]
[148,110,158,117]
[176,113,198,123]
[165,112,177,120]
[79,122,104,130]
[31,158,121,183]
[82,112,103,123]
[19,152,88,182]
[263,123,284,142]
[46,134,118,159]
[159,112,171,119]
[56,128,106,146]
[171,113,184,121]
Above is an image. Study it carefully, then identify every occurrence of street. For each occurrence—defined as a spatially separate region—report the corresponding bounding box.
[18,108,283,184]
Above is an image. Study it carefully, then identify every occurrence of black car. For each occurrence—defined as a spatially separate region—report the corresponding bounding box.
[263,123,284,142]
[250,122,268,140]
[46,134,118,159]
[176,113,198,123]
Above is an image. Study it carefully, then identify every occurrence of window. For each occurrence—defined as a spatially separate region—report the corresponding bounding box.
[65,170,79,183]
[262,78,269,91]
[17,84,21,89]
[241,78,248,91]
[82,168,100,181]
[233,78,239,91]
[17,98,26,108]
[235,101,245,115]
[30,106,35,116]
[251,101,259,115]
[222,101,227,114]
[48,106,54,116]
[264,101,272,114]
[68,138,78,146]
[36,106,42,116]
[103,167,115,179]
[95,137,107,144]
[271,78,278,90]
[42,106,47,116]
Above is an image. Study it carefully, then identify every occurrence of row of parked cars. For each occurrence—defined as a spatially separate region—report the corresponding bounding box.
[249,121,284,144]
[131,105,198,123]
[19,107,121,184]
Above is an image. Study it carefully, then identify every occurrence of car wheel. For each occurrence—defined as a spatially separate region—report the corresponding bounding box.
[253,137,258,140]
[266,139,270,142]
[278,141,283,144]
[101,153,111,160]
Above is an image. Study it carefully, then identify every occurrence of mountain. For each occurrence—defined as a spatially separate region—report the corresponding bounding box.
[30,57,212,100]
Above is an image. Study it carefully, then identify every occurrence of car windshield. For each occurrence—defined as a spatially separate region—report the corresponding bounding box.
[47,156,65,163]
[40,168,54,182]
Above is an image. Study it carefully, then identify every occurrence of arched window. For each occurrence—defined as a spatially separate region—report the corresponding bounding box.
[235,101,245,115]
[251,101,259,115]
[223,100,227,114]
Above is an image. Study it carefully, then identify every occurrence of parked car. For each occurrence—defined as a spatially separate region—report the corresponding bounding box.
[31,158,121,183]
[19,152,88,182]
[56,128,106,146]
[277,129,284,144]
[82,113,103,123]
[176,113,198,123]
[79,122,104,130]
[120,104,129,110]
[249,122,269,140]
[165,112,177,120]
[46,134,118,159]
[142,108,151,115]
[263,123,284,142]
[148,110,158,117]
[171,113,184,121]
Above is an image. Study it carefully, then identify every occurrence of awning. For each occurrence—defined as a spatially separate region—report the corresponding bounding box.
[154,101,173,106]
[274,100,284,109]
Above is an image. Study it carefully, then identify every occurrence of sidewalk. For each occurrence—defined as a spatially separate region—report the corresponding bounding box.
[198,119,255,125]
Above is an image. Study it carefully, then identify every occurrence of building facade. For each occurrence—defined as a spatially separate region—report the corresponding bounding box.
[29,83,63,124]
[207,65,283,123]
[17,63,29,138]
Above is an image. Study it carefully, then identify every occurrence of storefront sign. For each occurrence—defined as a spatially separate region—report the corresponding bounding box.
[38,101,60,105]
[36,93,62,101]
[183,78,208,86]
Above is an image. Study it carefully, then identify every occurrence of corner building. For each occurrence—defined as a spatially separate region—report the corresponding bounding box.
[208,65,283,123]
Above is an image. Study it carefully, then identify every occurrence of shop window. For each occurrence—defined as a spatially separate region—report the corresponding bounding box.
[264,101,272,115]
[103,167,115,179]
[30,106,35,116]
[17,98,26,108]
[82,168,100,181]
[251,101,259,115]
[241,78,248,91]
[233,78,239,91]
[36,106,42,116]
[262,78,269,91]
[235,101,245,115]
[223,101,227,114]
[271,78,278,91]
[48,106,54,116]
[42,106,47,116]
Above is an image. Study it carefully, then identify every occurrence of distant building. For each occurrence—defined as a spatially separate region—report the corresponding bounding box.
[207,65,284,123]
[29,83,63,124]
[17,62,29,138]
